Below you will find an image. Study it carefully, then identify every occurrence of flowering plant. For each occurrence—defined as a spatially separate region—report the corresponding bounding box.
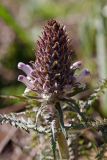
[0,20,107,160]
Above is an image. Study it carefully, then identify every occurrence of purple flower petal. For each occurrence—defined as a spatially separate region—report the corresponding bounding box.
[18,75,35,89]
[18,62,33,76]
[70,61,82,69]
[76,69,90,83]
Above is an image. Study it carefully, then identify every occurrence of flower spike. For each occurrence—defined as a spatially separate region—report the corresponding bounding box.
[18,20,90,99]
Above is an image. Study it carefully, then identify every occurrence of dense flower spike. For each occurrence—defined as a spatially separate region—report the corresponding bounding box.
[18,20,90,99]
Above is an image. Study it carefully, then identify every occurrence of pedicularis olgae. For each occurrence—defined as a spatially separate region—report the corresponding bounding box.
[0,20,107,160]
[18,20,90,101]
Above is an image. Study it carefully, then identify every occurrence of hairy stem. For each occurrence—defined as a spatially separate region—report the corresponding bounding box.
[47,104,69,159]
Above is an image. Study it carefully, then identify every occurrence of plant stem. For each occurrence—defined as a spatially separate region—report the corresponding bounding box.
[47,104,69,159]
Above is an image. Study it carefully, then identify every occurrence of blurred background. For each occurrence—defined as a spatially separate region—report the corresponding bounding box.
[0,0,107,113]
[0,0,107,159]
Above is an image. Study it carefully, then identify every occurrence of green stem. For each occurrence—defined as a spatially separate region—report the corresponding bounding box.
[48,104,69,159]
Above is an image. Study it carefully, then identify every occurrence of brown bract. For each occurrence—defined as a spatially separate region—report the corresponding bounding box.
[32,20,73,94]
[18,20,89,100]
